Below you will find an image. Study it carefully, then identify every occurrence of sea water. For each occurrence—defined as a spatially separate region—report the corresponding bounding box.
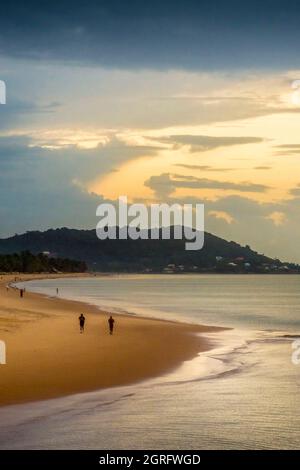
[0,274,300,449]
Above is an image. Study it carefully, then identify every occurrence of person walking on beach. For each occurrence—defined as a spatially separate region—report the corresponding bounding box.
[20,288,24,298]
[56,288,59,296]
[79,313,85,333]
[108,315,115,335]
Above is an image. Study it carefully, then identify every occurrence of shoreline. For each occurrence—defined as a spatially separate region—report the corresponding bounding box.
[0,273,225,407]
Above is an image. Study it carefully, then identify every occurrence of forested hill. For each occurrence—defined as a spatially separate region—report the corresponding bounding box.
[0,227,294,273]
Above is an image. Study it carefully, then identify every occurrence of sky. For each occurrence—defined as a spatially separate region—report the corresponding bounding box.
[1,1,300,261]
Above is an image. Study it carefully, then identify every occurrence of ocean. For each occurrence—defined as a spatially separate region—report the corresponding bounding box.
[0,274,300,449]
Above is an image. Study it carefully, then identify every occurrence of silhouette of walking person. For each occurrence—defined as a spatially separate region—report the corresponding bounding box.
[79,313,85,333]
[20,289,24,298]
[108,315,115,335]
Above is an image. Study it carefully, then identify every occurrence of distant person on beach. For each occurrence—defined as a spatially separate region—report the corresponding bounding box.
[79,314,85,333]
[20,289,24,298]
[56,288,59,296]
[108,316,115,335]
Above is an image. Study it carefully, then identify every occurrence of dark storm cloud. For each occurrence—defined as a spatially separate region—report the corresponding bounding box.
[0,135,160,236]
[0,98,61,130]
[1,1,300,69]
[0,134,156,171]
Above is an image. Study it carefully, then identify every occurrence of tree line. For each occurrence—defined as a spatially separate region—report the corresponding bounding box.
[0,251,87,273]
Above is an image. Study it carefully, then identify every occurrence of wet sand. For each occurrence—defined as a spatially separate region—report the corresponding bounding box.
[0,273,223,406]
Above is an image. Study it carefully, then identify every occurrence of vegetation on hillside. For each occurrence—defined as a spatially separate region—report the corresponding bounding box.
[0,251,87,273]
[0,227,297,273]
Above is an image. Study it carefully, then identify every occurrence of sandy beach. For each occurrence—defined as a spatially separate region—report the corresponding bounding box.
[0,273,222,407]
